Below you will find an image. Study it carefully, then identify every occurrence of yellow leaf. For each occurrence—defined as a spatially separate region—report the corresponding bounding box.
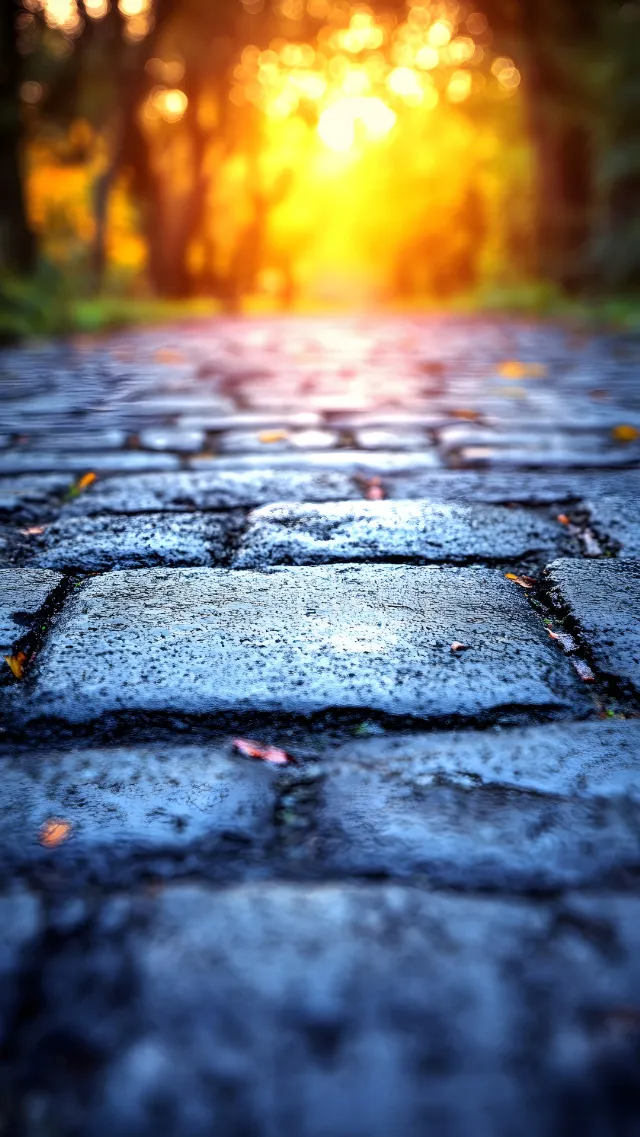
[612,425,640,443]
[39,819,72,848]
[4,651,27,680]
[77,471,97,491]
[258,429,289,443]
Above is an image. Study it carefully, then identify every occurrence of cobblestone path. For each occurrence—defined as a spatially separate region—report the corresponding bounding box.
[1,316,640,1135]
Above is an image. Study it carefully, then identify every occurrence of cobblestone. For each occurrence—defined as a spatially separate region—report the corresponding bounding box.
[234,499,571,568]
[36,512,240,571]
[0,567,63,654]
[315,722,640,887]
[2,317,640,1133]
[9,883,640,1137]
[11,565,584,725]
[0,744,278,880]
[546,558,640,694]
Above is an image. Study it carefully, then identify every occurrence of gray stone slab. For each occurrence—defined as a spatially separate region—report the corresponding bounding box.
[64,469,361,516]
[138,427,205,453]
[447,431,640,469]
[234,500,568,568]
[353,428,430,450]
[35,513,239,572]
[315,722,640,887]
[0,474,75,518]
[0,567,63,653]
[0,744,278,876]
[385,469,640,504]
[177,412,322,430]
[0,888,41,1043]
[15,883,640,1137]
[188,450,442,472]
[17,565,585,724]
[585,493,640,556]
[546,559,640,693]
[217,428,338,454]
[0,451,180,475]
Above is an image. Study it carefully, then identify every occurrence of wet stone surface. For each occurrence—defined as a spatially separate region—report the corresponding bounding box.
[0,744,279,882]
[315,722,640,888]
[10,564,585,725]
[0,567,63,654]
[64,468,362,515]
[234,499,572,568]
[35,512,241,572]
[2,317,640,1134]
[8,883,640,1137]
[547,559,640,695]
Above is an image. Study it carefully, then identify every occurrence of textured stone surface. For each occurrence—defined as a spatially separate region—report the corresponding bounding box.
[0,889,41,1043]
[16,565,584,724]
[0,745,278,877]
[386,469,640,504]
[188,449,442,472]
[0,567,63,653]
[11,883,640,1137]
[315,722,640,887]
[64,469,361,516]
[234,500,569,568]
[547,559,640,693]
[138,427,205,453]
[0,474,74,519]
[585,493,640,556]
[0,451,180,474]
[35,513,240,571]
[217,428,338,453]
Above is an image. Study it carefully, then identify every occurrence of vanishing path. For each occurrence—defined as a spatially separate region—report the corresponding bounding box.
[2,316,640,1135]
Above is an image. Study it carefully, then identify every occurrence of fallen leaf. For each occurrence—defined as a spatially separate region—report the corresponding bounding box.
[572,658,596,682]
[4,651,27,680]
[19,525,45,536]
[451,408,480,421]
[547,628,578,653]
[233,737,292,766]
[39,819,72,848]
[612,424,640,443]
[77,471,97,491]
[498,361,547,380]
[364,476,385,501]
[505,573,536,589]
[557,514,571,526]
[450,641,470,653]
[258,429,289,444]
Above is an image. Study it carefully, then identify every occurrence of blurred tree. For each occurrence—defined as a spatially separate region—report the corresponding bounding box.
[0,0,36,272]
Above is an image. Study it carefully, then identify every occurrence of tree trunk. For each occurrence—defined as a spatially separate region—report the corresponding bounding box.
[0,0,36,274]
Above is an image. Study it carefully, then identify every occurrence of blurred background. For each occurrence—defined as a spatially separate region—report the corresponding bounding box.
[0,0,639,336]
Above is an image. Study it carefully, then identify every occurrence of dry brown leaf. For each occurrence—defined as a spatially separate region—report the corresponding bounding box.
[77,471,97,491]
[612,424,640,443]
[450,641,470,653]
[557,514,571,526]
[19,525,45,536]
[4,650,27,680]
[233,737,292,766]
[258,429,289,444]
[39,819,72,848]
[505,573,536,589]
